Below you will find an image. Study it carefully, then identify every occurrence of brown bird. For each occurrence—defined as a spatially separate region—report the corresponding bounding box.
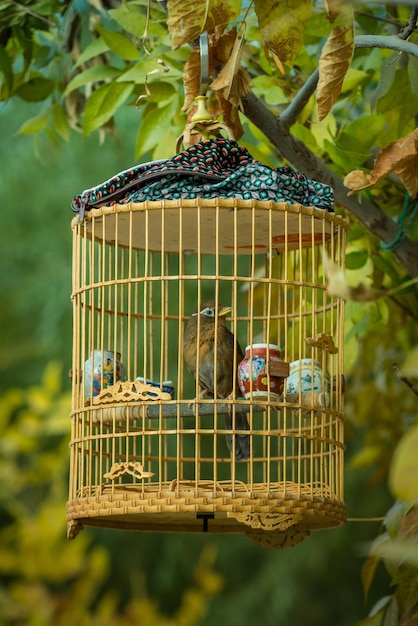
[184,300,250,460]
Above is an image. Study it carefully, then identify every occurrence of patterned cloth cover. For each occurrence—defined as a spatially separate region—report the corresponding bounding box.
[71,138,334,220]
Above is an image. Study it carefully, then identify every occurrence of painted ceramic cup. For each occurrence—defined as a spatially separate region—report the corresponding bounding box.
[238,343,284,401]
[84,350,127,398]
[136,377,175,399]
[286,359,330,395]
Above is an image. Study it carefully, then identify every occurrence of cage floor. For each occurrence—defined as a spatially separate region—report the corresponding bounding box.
[66,479,346,544]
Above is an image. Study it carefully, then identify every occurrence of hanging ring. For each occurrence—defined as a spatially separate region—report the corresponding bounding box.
[199,31,209,96]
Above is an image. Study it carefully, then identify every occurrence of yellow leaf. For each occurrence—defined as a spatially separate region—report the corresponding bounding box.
[324,0,346,24]
[349,445,382,468]
[402,346,418,379]
[167,0,241,50]
[390,426,418,502]
[317,3,354,121]
[254,0,312,67]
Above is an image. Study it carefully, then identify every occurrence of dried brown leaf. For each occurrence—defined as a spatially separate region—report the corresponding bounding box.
[210,92,244,140]
[399,507,418,542]
[317,6,354,121]
[210,31,244,95]
[212,24,236,63]
[182,48,201,111]
[371,129,418,199]
[343,169,372,193]
[254,0,312,67]
[222,67,252,109]
[182,30,229,111]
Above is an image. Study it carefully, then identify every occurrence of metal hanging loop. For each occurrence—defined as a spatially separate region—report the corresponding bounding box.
[199,31,209,96]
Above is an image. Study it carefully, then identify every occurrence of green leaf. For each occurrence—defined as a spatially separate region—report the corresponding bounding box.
[145,81,178,107]
[16,108,50,134]
[345,309,370,342]
[338,115,386,153]
[135,102,177,158]
[402,346,418,379]
[51,103,70,140]
[83,81,134,137]
[64,65,121,96]
[371,52,398,110]
[74,37,109,68]
[361,552,381,602]
[341,68,368,92]
[108,5,147,39]
[291,123,319,154]
[323,139,370,169]
[96,25,140,61]
[345,250,368,270]
[252,75,287,105]
[0,44,13,97]
[15,76,55,102]
[408,54,418,97]
[377,69,418,135]
[116,59,164,84]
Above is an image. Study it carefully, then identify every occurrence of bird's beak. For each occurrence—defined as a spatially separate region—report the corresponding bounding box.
[219,305,232,317]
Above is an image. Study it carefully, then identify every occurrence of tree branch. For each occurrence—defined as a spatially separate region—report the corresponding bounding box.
[280,69,319,131]
[241,92,418,277]
[280,31,418,129]
[354,34,418,57]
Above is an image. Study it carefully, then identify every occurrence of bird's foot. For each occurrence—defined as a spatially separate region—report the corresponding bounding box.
[188,390,209,416]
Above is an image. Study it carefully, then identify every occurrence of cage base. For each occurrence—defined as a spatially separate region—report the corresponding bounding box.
[66,483,346,547]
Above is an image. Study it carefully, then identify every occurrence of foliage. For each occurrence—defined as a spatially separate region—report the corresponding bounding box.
[1,1,417,169]
[0,362,224,626]
[1,2,418,625]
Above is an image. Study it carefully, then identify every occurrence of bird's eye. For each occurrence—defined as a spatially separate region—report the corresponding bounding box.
[201,307,215,317]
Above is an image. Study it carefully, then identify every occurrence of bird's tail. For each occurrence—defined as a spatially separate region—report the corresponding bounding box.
[224,412,250,461]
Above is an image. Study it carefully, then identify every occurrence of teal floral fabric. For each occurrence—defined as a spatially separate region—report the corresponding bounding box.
[72,138,334,220]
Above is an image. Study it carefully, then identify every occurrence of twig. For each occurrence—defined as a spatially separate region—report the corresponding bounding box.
[355,11,403,29]
[279,31,418,129]
[393,363,418,397]
[399,6,418,40]
[9,0,55,27]
[280,69,319,131]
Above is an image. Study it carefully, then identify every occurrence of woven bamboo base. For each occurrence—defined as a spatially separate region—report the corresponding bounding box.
[66,481,346,548]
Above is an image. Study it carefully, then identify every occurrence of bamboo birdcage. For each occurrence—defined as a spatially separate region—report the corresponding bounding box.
[67,197,347,548]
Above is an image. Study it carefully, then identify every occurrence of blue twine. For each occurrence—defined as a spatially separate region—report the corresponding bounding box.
[381,193,418,251]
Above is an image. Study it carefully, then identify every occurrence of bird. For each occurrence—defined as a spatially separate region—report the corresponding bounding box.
[183,300,250,461]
